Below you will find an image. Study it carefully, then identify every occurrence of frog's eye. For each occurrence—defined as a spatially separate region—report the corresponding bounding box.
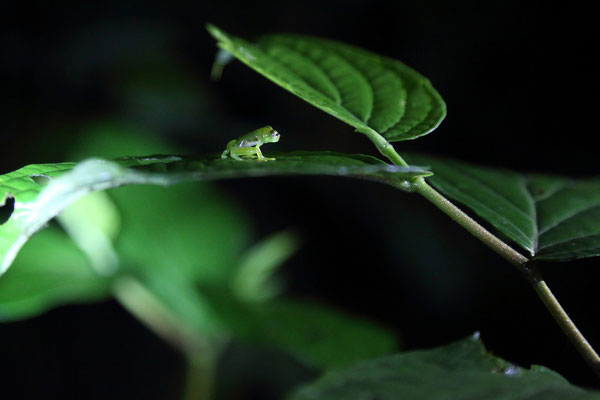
[273,130,279,137]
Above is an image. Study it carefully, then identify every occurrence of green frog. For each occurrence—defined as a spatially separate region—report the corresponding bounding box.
[221,126,280,161]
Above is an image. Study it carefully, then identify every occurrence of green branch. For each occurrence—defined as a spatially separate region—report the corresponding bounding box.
[112,277,220,399]
[533,276,600,378]
[412,178,530,268]
[376,137,600,380]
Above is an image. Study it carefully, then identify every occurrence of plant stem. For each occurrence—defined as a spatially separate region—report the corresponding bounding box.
[410,178,600,375]
[182,349,221,400]
[361,128,410,167]
[372,138,600,377]
[113,277,205,354]
[532,277,600,378]
[374,137,528,269]
[412,178,530,268]
[113,277,219,398]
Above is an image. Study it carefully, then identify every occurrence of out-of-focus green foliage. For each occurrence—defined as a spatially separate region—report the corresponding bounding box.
[204,291,397,370]
[0,227,111,321]
[0,124,399,370]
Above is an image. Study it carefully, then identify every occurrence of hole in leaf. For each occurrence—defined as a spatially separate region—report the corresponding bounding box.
[30,174,51,185]
[1,195,15,225]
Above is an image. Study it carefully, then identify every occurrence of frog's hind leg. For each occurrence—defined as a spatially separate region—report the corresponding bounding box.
[233,147,259,161]
[222,139,237,159]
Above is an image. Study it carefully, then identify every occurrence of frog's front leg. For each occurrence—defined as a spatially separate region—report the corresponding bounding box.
[255,146,275,161]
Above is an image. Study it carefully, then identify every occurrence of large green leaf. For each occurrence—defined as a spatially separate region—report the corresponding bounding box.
[243,299,397,370]
[201,287,397,370]
[289,334,600,400]
[1,152,429,275]
[106,185,396,366]
[407,155,600,261]
[230,230,300,303]
[0,227,111,321]
[110,183,250,336]
[207,25,446,142]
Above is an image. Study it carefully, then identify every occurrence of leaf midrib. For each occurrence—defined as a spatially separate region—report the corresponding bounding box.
[238,41,367,128]
[260,39,391,132]
[257,34,439,139]
[520,176,539,254]
[538,201,600,237]
[451,163,535,251]
[272,45,343,104]
[290,37,427,137]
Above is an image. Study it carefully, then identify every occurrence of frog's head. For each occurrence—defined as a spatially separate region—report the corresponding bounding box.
[265,126,280,143]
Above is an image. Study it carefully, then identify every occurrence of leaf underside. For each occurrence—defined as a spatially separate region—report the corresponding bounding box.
[1,154,399,368]
[407,155,600,261]
[289,334,600,400]
[207,25,446,142]
[1,152,430,275]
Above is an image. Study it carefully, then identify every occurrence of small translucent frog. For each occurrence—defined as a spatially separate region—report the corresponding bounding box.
[221,126,280,161]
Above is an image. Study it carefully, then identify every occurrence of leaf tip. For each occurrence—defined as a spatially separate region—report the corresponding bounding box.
[206,23,228,44]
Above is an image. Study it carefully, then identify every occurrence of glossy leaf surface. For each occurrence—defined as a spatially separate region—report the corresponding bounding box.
[1,152,429,275]
[1,163,397,368]
[289,334,600,400]
[208,25,446,142]
[407,155,600,261]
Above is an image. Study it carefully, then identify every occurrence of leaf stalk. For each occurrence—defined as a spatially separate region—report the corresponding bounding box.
[532,276,600,379]
[113,277,219,399]
[414,178,600,379]
[375,137,600,379]
[361,128,409,167]
[413,178,530,267]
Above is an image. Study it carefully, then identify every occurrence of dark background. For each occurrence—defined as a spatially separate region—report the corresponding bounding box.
[1,0,599,398]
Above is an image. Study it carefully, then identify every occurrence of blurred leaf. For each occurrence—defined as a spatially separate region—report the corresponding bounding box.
[1,152,430,275]
[119,67,209,134]
[108,184,393,363]
[0,123,175,321]
[58,191,121,276]
[231,230,300,302]
[289,333,600,399]
[407,155,600,261]
[204,289,397,370]
[1,130,400,371]
[111,183,248,285]
[110,183,249,335]
[207,25,446,142]
[0,227,110,321]
[70,120,174,159]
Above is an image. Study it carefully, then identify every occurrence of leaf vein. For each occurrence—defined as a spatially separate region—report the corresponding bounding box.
[521,176,539,253]
[263,42,370,126]
[453,164,535,223]
[538,231,600,251]
[269,44,343,105]
[538,203,600,237]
